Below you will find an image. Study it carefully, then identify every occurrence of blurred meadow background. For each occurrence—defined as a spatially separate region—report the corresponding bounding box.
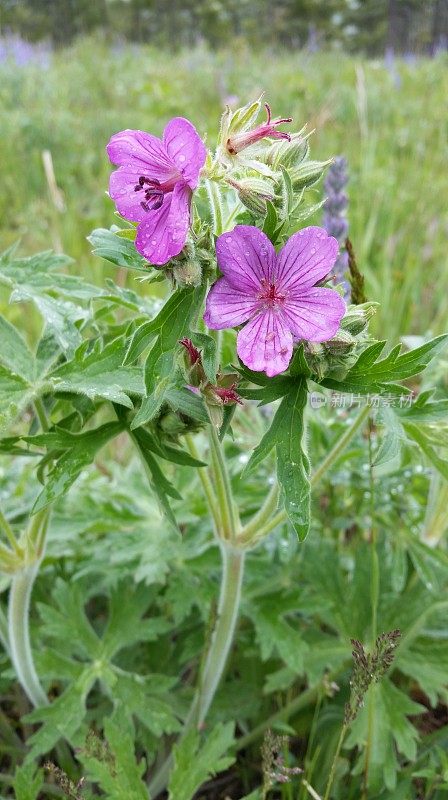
[1,0,448,344]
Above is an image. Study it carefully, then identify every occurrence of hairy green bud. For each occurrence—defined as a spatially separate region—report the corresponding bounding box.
[173,259,202,287]
[341,302,378,335]
[324,328,357,355]
[229,177,275,215]
[263,129,310,169]
[290,159,331,191]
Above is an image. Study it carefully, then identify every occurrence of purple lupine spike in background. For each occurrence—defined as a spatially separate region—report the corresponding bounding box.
[323,156,351,301]
[0,34,52,68]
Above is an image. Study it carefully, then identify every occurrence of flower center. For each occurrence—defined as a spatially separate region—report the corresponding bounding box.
[258,280,286,308]
[134,173,179,212]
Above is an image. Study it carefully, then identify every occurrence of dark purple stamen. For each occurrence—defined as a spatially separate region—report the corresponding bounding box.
[134,175,164,211]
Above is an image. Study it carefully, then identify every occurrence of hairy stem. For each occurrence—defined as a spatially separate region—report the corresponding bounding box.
[149,425,243,797]
[0,507,21,557]
[8,562,48,708]
[208,421,239,541]
[184,433,220,532]
[6,395,51,708]
[206,179,225,235]
[193,542,245,724]
[239,482,280,545]
[34,397,50,432]
[312,403,371,487]
[149,543,245,797]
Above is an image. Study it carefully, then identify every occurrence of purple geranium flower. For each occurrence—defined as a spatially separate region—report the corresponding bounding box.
[204,225,346,377]
[107,118,206,265]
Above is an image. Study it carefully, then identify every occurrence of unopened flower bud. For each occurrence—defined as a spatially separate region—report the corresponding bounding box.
[159,410,188,436]
[179,338,201,366]
[173,259,202,287]
[323,329,356,355]
[204,381,243,407]
[179,338,205,387]
[290,160,330,190]
[341,302,378,335]
[213,385,243,405]
[304,342,328,380]
[228,177,275,216]
[263,130,309,169]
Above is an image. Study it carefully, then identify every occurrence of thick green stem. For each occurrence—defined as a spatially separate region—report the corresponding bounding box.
[194,542,245,723]
[5,396,51,708]
[206,179,225,235]
[8,562,48,708]
[184,433,220,532]
[28,508,50,559]
[312,403,371,487]
[34,397,50,432]
[149,425,243,797]
[239,482,280,545]
[149,543,245,797]
[208,421,239,541]
[0,507,21,557]
[242,404,372,542]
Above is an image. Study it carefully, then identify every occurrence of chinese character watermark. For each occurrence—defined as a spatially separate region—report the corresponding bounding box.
[309,392,414,409]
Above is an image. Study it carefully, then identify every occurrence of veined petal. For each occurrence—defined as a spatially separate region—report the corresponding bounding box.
[204,278,258,329]
[276,226,339,293]
[237,310,293,377]
[282,287,346,342]
[135,198,172,266]
[107,129,175,182]
[216,226,276,294]
[135,181,191,265]
[163,117,207,190]
[166,180,192,253]
[109,167,149,223]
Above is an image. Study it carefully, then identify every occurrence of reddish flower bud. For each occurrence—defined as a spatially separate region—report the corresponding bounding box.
[212,384,243,405]
[179,338,202,366]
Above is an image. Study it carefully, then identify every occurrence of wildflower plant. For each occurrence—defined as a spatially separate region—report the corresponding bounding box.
[0,95,448,799]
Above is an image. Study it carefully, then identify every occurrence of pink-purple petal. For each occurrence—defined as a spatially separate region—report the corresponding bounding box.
[135,197,173,265]
[166,180,192,251]
[276,226,339,293]
[135,181,191,265]
[109,167,149,223]
[216,226,276,294]
[107,129,175,182]
[204,278,258,329]
[237,310,293,377]
[163,117,206,190]
[281,287,346,342]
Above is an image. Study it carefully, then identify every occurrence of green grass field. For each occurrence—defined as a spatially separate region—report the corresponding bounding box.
[1,40,447,341]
